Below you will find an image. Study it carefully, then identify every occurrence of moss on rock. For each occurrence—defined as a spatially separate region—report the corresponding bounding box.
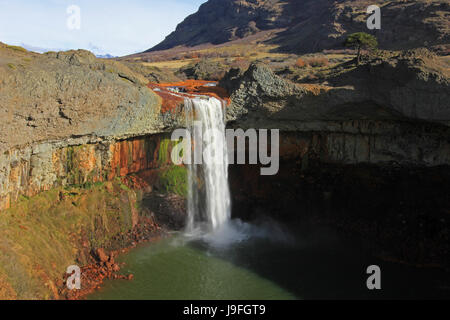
[158,166,188,197]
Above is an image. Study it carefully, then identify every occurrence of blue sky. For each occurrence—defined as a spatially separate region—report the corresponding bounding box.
[0,0,206,56]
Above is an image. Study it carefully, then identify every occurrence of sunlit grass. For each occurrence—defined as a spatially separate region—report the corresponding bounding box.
[0,180,138,299]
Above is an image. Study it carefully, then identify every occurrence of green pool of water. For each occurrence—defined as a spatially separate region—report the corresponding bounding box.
[88,237,296,300]
[88,221,450,300]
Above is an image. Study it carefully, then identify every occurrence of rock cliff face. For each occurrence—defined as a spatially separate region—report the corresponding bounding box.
[0,45,190,211]
[3,45,448,211]
[222,50,450,167]
[0,134,185,211]
[0,44,190,296]
[329,49,450,124]
[1,39,450,278]
[222,49,450,267]
[0,45,167,154]
[148,0,450,53]
[231,51,450,266]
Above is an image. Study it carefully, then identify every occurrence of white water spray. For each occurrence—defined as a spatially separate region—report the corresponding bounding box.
[184,97,231,234]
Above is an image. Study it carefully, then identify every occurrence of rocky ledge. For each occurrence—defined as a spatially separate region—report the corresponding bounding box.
[0,45,193,211]
[221,49,450,167]
[0,44,164,153]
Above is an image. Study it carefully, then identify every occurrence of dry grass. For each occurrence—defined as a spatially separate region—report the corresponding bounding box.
[440,55,450,68]
[0,180,140,299]
[143,59,198,69]
[4,44,28,53]
[137,43,291,71]
[305,57,329,67]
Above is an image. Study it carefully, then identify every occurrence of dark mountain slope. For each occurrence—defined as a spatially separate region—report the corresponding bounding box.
[146,0,450,54]
[148,0,287,51]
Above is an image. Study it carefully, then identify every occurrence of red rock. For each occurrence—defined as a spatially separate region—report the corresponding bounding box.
[127,274,134,281]
[96,248,109,263]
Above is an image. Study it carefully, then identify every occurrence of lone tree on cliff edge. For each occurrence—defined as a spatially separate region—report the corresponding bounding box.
[344,32,378,65]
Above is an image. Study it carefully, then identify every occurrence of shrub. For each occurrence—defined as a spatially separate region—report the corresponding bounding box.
[158,166,188,197]
[344,32,378,65]
[295,58,307,68]
[185,52,200,59]
[306,57,329,67]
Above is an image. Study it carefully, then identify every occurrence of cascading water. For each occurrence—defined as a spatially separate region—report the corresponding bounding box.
[184,97,231,234]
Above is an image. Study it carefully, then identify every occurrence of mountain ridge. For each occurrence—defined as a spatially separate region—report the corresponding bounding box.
[146,0,450,54]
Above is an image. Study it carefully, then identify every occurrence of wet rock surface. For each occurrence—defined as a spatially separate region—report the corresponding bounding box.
[0,129,190,210]
[60,218,165,300]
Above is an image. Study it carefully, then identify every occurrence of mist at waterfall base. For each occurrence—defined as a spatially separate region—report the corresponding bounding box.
[88,97,450,300]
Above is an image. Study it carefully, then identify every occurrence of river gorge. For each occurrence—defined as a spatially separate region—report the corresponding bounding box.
[0,46,449,300]
[88,89,450,300]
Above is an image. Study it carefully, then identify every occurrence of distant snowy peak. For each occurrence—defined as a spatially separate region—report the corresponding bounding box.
[95,54,118,59]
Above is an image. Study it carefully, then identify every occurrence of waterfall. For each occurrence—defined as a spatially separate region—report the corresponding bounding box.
[184,97,231,233]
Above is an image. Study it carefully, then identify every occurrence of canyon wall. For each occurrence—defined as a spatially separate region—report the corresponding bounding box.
[0,46,190,298]
[0,134,186,211]
[0,46,189,211]
[222,51,450,167]
[2,49,449,211]
[222,54,450,267]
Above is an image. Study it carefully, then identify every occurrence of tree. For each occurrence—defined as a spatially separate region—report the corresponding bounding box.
[344,32,378,65]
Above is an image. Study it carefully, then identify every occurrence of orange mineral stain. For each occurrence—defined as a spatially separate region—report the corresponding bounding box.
[148,80,230,114]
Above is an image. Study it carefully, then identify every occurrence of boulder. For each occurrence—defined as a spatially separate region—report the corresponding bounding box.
[177,59,228,81]
[0,45,169,155]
